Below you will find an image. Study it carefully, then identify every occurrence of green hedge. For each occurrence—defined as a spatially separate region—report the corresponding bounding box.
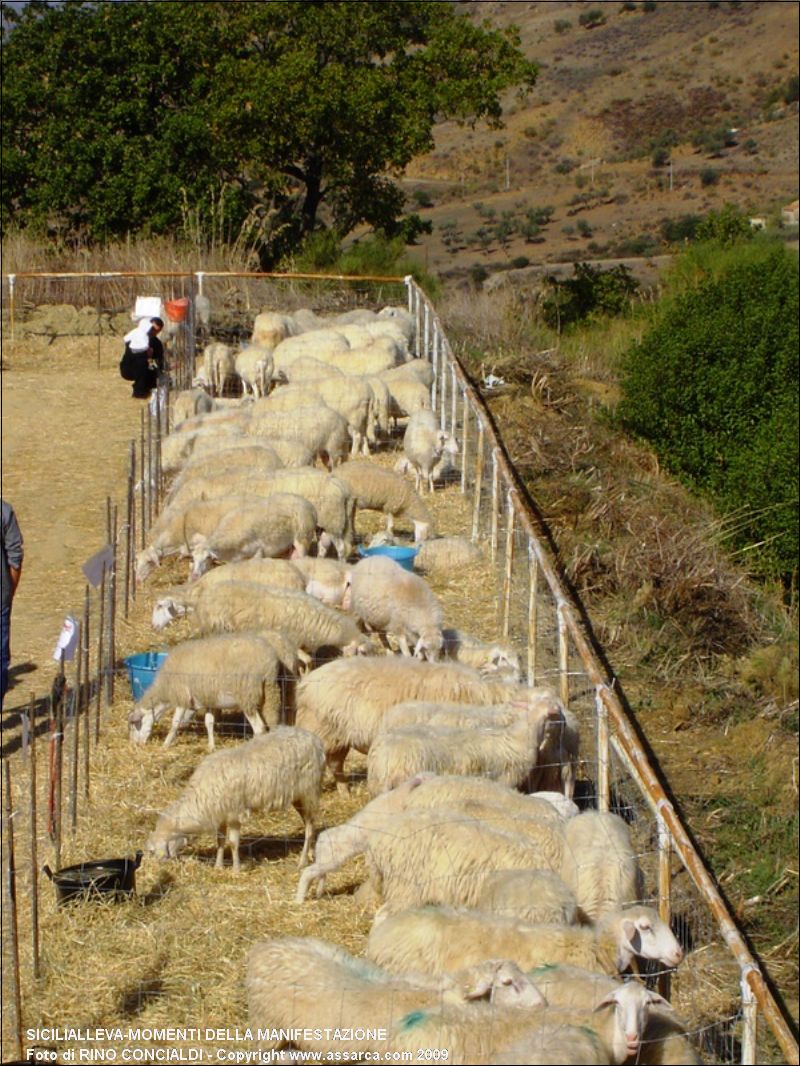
[618,240,799,580]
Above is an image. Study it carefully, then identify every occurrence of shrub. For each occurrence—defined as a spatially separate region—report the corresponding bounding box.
[652,147,670,167]
[660,214,703,243]
[577,218,594,237]
[620,1,637,10]
[511,255,530,269]
[554,159,576,174]
[617,241,799,581]
[542,262,639,329]
[579,9,606,28]
[696,204,752,244]
[700,167,720,186]
[412,188,434,208]
[553,19,572,34]
[642,0,658,10]
[469,263,489,286]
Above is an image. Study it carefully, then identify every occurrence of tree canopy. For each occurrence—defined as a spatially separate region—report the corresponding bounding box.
[1,0,537,263]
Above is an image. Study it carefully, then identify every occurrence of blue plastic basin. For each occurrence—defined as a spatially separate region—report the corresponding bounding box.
[358,544,418,572]
[124,651,167,701]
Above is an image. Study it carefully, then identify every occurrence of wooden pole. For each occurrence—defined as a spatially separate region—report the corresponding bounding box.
[3,759,24,1059]
[69,623,81,832]
[147,407,153,529]
[28,699,40,979]
[657,814,673,1002]
[471,423,485,544]
[439,344,448,430]
[502,492,515,639]
[140,410,146,549]
[450,366,457,438]
[95,565,106,743]
[557,603,570,709]
[128,440,136,607]
[527,542,538,687]
[460,391,469,495]
[490,450,500,562]
[107,505,118,704]
[82,585,91,800]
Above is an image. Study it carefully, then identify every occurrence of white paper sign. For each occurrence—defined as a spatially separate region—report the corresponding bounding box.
[53,615,80,662]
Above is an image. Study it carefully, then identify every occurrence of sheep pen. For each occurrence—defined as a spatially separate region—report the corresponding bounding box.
[0,314,780,1065]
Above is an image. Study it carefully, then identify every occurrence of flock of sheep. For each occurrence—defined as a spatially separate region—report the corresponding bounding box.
[125,303,702,1064]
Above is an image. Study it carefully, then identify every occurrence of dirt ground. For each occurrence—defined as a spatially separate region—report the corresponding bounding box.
[1,336,145,711]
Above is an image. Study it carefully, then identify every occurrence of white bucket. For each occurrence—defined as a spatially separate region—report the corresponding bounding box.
[132,295,163,322]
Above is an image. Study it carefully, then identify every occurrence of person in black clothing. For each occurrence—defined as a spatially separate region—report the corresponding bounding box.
[122,316,166,399]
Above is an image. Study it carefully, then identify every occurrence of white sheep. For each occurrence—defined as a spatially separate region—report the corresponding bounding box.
[203,341,236,394]
[191,582,370,659]
[160,422,246,476]
[295,657,525,791]
[381,372,432,425]
[475,869,579,926]
[135,495,311,583]
[282,355,345,384]
[271,329,350,378]
[171,387,214,427]
[367,692,574,797]
[378,305,417,343]
[413,536,484,577]
[382,358,435,389]
[441,628,521,681]
[251,310,300,349]
[561,811,645,922]
[487,1022,612,1065]
[290,556,352,608]
[234,344,274,398]
[246,936,544,1056]
[186,434,313,468]
[347,554,444,660]
[336,460,434,542]
[361,374,392,440]
[247,405,351,469]
[128,633,286,751]
[146,726,324,872]
[151,562,306,630]
[366,903,684,979]
[296,772,574,903]
[165,444,285,503]
[323,345,400,377]
[403,409,459,493]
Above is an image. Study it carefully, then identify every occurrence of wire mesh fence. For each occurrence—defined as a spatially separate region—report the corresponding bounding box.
[0,270,796,1065]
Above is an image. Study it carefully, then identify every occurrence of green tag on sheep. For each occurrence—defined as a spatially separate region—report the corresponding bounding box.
[399,1011,427,1031]
[529,963,558,975]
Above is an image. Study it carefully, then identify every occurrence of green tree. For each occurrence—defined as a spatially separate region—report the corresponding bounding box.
[2,1,537,263]
[618,241,799,580]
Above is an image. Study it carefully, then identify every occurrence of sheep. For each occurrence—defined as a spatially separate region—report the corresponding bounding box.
[366,692,574,797]
[253,384,322,413]
[440,628,521,681]
[246,936,544,1056]
[171,387,214,427]
[294,657,526,790]
[361,374,392,439]
[234,344,274,398]
[145,726,324,872]
[475,869,579,926]
[271,329,350,377]
[282,355,345,384]
[151,562,306,630]
[347,554,444,661]
[403,409,459,493]
[128,633,286,751]
[296,773,574,903]
[392,979,666,1065]
[325,345,399,377]
[290,556,352,608]
[312,376,375,456]
[366,903,684,979]
[135,495,310,583]
[246,405,351,469]
[560,811,645,922]
[160,423,246,476]
[382,373,432,425]
[191,582,371,659]
[413,536,484,577]
[166,443,285,501]
[382,358,435,389]
[335,460,434,542]
[251,310,300,349]
[186,434,314,468]
[203,341,236,394]
[378,304,417,343]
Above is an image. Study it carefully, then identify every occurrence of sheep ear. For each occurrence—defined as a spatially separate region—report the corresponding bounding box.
[593,990,621,1012]
[622,918,637,944]
[646,990,673,1010]
[128,709,144,726]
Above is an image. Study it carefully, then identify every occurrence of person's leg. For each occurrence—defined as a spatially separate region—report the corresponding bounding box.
[0,604,11,711]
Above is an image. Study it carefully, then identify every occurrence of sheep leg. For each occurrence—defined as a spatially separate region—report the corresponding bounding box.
[228,822,242,874]
[385,513,395,536]
[163,706,192,748]
[203,711,216,752]
[395,633,413,657]
[215,829,226,869]
[244,709,267,738]
[292,799,316,868]
[327,748,350,796]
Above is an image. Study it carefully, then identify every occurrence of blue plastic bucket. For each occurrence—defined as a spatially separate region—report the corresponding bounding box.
[124,651,167,701]
[358,544,418,572]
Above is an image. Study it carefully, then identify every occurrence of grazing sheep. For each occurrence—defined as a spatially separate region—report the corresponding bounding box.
[234,344,274,398]
[347,555,444,660]
[360,810,562,915]
[412,536,484,577]
[191,582,370,659]
[367,692,574,797]
[282,355,345,384]
[403,409,459,493]
[203,341,236,394]
[135,495,311,583]
[171,387,215,426]
[167,442,285,500]
[186,434,313,468]
[366,903,683,979]
[361,374,392,439]
[253,384,322,413]
[296,773,573,903]
[247,405,351,469]
[336,460,434,542]
[146,726,324,871]
[440,628,521,680]
[393,979,666,1065]
[290,556,352,608]
[295,657,525,790]
[475,869,579,926]
[561,811,645,922]
[271,329,351,378]
[325,345,399,377]
[251,310,300,349]
[381,372,432,424]
[382,359,435,389]
[160,422,246,475]
[246,937,543,1056]
[151,562,306,630]
[128,633,286,751]
[378,305,417,344]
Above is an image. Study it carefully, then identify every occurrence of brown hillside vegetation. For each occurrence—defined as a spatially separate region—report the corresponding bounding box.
[401,0,798,278]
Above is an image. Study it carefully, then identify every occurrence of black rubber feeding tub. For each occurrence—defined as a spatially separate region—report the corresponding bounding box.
[43,851,143,905]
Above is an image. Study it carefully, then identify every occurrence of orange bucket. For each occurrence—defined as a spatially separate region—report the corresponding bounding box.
[164,297,190,323]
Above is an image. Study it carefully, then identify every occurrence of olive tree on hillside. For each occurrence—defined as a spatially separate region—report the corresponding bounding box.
[1,0,537,263]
